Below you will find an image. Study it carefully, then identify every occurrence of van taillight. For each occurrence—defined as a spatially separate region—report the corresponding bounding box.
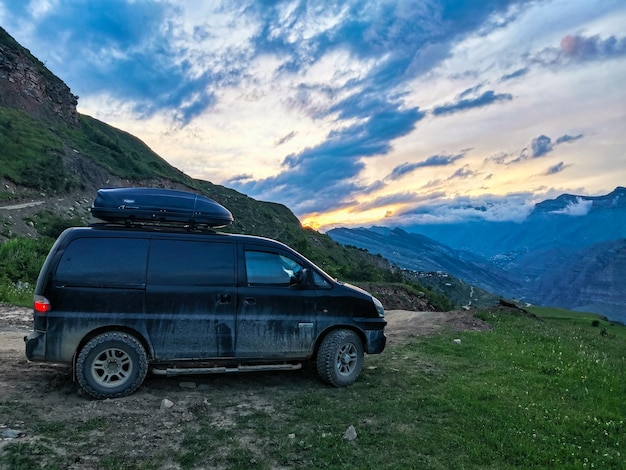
[34,295,51,313]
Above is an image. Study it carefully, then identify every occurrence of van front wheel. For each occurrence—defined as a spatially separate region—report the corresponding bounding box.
[317,329,364,387]
[76,332,148,399]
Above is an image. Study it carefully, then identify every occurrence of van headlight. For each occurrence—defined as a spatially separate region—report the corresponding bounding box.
[373,296,384,317]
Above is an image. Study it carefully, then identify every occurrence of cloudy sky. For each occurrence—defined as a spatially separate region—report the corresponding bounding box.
[1,0,625,230]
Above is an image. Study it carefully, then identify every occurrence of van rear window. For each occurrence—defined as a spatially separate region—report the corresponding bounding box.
[147,240,235,286]
[56,238,149,286]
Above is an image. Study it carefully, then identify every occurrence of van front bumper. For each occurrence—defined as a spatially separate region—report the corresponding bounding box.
[364,329,387,354]
[24,330,46,361]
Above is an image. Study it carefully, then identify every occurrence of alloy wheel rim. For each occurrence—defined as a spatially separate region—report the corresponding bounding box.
[336,343,357,376]
[91,348,133,387]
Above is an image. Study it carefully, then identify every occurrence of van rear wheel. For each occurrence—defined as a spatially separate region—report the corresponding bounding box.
[76,332,148,399]
[317,329,364,387]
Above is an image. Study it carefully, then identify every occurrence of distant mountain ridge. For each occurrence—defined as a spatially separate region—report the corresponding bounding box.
[328,188,626,323]
[535,238,626,317]
[404,187,626,260]
[532,187,626,213]
[329,226,518,294]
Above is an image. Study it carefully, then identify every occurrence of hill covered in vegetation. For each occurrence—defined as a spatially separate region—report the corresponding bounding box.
[0,26,453,311]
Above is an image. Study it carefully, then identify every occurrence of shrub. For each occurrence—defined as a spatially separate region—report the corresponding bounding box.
[27,210,86,238]
[0,237,53,305]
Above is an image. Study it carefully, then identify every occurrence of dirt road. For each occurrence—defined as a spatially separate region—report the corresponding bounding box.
[0,201,45,211]
[0,304,492,406]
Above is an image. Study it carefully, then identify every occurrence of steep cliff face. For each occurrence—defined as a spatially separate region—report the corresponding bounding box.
[0,27,78,124]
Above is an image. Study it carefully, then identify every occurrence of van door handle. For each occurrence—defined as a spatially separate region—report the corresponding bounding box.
[243,297,256,306]
[217,293,232,304]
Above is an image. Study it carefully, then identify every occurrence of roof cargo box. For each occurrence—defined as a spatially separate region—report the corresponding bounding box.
[90,188,234,228]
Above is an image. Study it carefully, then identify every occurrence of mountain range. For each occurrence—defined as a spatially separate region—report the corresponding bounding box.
[328,188,626,324]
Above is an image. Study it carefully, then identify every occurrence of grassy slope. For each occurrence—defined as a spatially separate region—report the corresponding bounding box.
[0,108,76,192]
[2,108,451,308]
[0,108,192,193]
[1,307,623,469]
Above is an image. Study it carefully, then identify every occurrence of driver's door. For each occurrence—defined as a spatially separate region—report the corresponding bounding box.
[235,247,317,359]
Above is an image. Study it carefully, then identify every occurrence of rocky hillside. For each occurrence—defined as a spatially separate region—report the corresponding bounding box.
[0,28,78,124]
[0,26,350,276]
[329,226,518,295]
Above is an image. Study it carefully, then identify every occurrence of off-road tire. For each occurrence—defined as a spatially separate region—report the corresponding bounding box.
[316,329,364,387]
[76,332,148,399]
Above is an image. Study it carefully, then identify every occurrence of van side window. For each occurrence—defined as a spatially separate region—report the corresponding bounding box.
[56,238,148,286]
[245,250,303,286]
[148,240,235,286]
[312,270,331,288]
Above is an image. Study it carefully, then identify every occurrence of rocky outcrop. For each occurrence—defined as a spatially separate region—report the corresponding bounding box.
[356,282,438,311]
[0,27,78,124]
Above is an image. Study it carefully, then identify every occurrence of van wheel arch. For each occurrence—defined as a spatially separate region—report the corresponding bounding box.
[74,326,152,366]
[314,326,366,360]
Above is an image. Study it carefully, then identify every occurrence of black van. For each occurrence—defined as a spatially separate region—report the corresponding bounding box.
[25,222,386,399]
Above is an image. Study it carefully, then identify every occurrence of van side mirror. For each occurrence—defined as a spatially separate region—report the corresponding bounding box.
[292,268,310,288]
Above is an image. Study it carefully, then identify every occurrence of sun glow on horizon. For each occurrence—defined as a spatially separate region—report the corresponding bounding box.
[301,203,408,232]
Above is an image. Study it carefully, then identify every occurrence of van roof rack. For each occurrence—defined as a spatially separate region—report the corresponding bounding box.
[89,222,221,235]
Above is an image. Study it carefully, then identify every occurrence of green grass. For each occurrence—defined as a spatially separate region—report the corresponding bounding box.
[1,308,623,469]
[228,309,623,469]
[64,115,192,184]
[0,107,191,193]
[0,108,77,192]
[0,237,53,306]
[25,209,87,239]
[0,442,65,470]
